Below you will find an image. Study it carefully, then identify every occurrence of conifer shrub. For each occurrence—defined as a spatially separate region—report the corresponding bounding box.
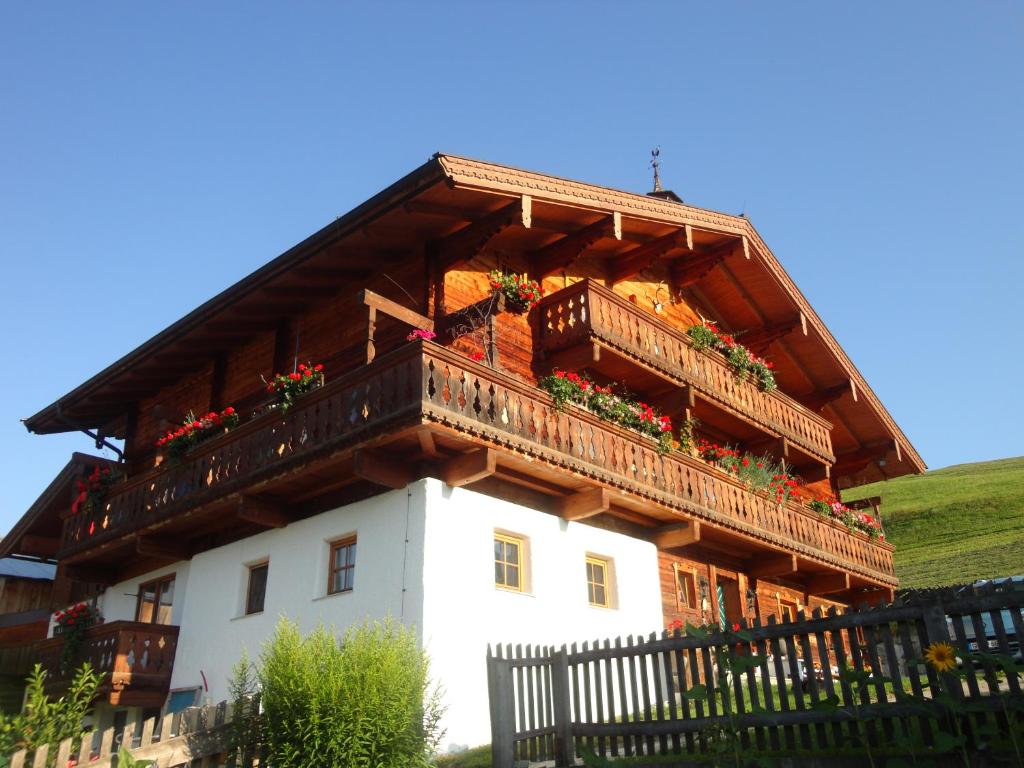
[258,617,444,768]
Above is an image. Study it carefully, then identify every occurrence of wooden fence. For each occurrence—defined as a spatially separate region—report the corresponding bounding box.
[487,581,1024,766]
[4,698,262,768]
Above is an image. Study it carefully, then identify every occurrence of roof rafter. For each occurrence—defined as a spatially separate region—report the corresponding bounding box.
[529,212,621,279]
[608,226,693,284]
[430,196,532,271]
[740,314,808,355]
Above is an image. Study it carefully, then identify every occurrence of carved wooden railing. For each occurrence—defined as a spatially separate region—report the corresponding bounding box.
[538,279,835,463]
[60,341,893,583]
[59,348,427,557]
[36,621,179,698]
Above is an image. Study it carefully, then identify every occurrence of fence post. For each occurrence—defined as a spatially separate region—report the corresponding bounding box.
[550,646,575,767]
[921,596,962,697]
[488,649,515,768]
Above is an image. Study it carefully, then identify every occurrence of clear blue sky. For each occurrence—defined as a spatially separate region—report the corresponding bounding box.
[1,2,1021,532]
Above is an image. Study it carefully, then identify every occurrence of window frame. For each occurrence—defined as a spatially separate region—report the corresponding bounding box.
[245,561,269,616]
[494,533,525,593]
[586,555,611,608]
[327,536,357,596]
[674,564,697,611]
[135,573,176,625]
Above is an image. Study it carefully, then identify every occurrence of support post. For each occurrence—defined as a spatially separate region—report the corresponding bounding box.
[550,647,575,767]
[921,597,961,698]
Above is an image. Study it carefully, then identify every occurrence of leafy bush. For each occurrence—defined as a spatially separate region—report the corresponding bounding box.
[0,663,102,765]
[259,617,444,768]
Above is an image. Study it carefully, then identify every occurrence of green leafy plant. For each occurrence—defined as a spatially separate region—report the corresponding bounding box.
[258,617,445,768]
[809,498,885,540]
[226,650,263,765]
[52,603,102,674]
[695,439,798,504]
[538,370,675,454]
[686,322,777,392]
[0,663,102,766]
[113,746,154,767]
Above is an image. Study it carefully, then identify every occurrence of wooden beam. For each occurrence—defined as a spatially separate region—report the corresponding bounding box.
[18,535,59,557]
[669,240,736,288]
[653,521,701,549]
[136,536,191,562]
[417,429,440,457]
[438,448,496,487]
[609,229,691,284]
[806,572,850,596]
[741,314,807,355]
[552,488,610,521]
[360,290,433,331]
[65,565,116,585]
[237,495,290,529]
[530,213,621,279]
[748,554,798,579]
[802,380,855,412]
[432,196,531,270]
[353,448,416,489]
[832,441,895,475]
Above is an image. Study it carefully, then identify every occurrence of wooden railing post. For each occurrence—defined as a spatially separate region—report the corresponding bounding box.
[488,649,515,768]
[550,646,575,767]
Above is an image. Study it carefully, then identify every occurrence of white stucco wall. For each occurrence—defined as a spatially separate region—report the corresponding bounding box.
[82,478,661,751]
[419,479,663,749]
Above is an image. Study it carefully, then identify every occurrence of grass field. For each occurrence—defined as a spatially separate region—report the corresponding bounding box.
[844,456,1024,589]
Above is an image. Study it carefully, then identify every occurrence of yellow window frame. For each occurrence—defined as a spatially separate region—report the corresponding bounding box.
[586,556,610,607]
[494,533,524,592]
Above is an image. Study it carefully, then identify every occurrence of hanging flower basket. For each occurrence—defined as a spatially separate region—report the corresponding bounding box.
[265,363,325,412]
[488,271,543,313]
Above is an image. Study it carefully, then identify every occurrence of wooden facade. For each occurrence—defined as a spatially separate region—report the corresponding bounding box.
[3,155,924,680]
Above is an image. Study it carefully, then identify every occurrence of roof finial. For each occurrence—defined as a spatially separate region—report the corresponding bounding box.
[650,146,663,193]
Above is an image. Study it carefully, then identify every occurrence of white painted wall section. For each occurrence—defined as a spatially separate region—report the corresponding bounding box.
[419,479,663,749]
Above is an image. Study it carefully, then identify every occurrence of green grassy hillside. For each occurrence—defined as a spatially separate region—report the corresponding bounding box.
[844,456,1024,589]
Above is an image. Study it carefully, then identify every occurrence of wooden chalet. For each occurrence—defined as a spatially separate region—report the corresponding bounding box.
[3,154,923,708]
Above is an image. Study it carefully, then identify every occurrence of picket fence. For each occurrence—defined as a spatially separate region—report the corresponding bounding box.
[487,582,1024,767]
[4,698,262,768]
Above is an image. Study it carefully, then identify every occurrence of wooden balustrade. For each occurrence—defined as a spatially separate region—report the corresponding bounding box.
[538,279,835,463]
[60,341,893,584]
[35,621,179,704]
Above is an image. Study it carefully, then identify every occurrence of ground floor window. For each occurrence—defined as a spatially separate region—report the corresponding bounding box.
[246,562,269,615]
[494,533,524,591]
[674,564,697,610]
[586,555,613,608]
[328,536,357,594]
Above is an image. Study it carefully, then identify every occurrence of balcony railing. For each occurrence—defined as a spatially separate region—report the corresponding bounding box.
[36,621,178,705]
[61,341,894,585]
[539,279,835,464]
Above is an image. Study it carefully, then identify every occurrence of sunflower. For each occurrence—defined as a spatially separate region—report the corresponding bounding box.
[924,641,958,672]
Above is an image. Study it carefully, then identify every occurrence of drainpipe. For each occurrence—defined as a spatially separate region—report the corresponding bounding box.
[46,401,125,462]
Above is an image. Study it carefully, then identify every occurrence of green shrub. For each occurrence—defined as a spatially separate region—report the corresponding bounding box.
[259,617,444,768]
[0,662,102,766]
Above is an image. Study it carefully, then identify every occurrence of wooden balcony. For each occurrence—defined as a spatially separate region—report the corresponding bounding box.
[59,341,894,592]
[35,621,178,707]
[538,279,835,467]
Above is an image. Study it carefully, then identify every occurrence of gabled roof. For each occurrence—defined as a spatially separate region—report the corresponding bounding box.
[0,558,56,580]
[21,154,924,480]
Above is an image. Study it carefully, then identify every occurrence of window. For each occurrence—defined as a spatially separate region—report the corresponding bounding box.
[328,537,357,595]
[778,597,799,623]
[586,556,610,607]
[246,562,269,615]
[494,534,523,591]
[136,574,175,624]
[675,565,697,611]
